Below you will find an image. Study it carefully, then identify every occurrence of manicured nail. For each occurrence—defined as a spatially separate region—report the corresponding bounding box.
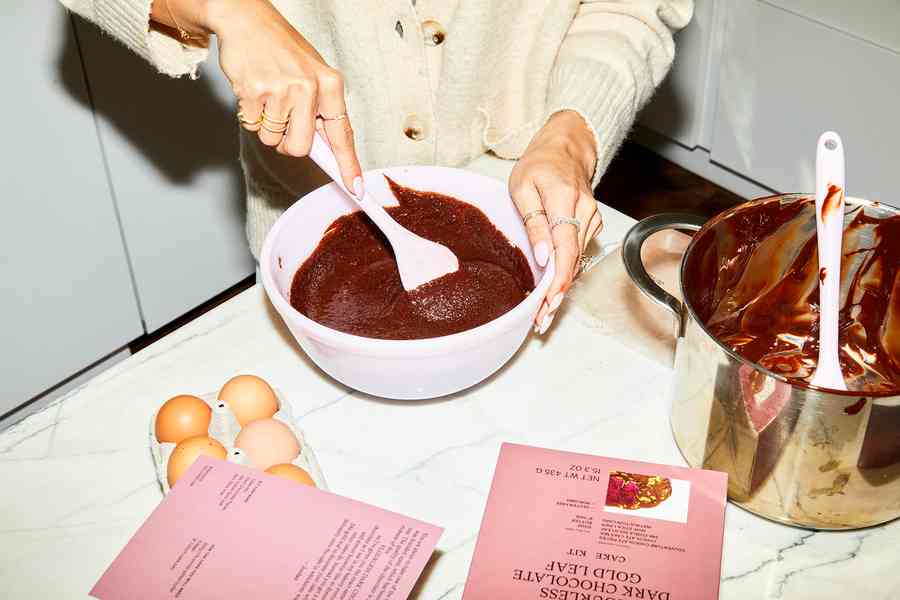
[534,241,550,267]
[352,176,364,198]
[535,300,549,323]
[539,312,555,335]
[548,293,565,313]
[533,322,540,334]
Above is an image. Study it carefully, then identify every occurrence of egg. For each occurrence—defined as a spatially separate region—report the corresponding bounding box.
[167,435,227,487]
[218,374,279,426]
[265,463,316,487]
[155,395,212,443]
[234,418,300,470]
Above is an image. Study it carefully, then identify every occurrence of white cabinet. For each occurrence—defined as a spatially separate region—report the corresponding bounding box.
[74,25,255,332]
[2,5,256,420]
[639,0,716,149]
[711,0,900,201]
[0,3,143,411]
[636,0,900,203]
[768,0,900,53]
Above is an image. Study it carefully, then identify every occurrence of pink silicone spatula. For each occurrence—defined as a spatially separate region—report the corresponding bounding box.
[308,132,459,291]
[810,131,848,391]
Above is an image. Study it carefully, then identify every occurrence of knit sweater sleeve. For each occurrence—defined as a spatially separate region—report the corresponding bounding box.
[60,0,208,78]
[546,0,694,187]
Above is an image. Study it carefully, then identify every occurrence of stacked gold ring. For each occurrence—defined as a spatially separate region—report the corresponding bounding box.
[260,111,290,135]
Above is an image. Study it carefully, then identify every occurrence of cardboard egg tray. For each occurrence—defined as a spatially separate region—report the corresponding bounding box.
[150,390,327,494]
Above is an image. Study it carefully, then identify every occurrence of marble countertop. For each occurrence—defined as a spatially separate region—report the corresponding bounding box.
[3,157,898,599]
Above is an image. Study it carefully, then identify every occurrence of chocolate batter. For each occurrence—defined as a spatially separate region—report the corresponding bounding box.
[290,177,534,339]
[684,196,900,393]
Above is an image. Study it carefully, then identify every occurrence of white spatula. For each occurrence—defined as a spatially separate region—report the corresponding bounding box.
[308,132,459,291]
[810,131,848,391]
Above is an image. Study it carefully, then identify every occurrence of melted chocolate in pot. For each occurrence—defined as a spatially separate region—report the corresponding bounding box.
[290,177,534,339]
[685,196,900,393]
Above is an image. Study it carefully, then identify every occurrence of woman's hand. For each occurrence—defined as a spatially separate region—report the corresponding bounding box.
[152,0,363,194]
[509,110,603,335]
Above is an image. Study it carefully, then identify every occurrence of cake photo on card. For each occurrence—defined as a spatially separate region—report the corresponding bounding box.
[605,471,673,510]
[462,443,728,600]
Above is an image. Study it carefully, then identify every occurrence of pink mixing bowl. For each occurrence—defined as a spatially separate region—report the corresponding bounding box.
[260,165,554,400]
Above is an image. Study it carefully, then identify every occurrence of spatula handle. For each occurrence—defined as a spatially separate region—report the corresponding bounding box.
[816,132,845,203]
[812,131,846,389]
[309,132,352,196]
[308,132,409,240]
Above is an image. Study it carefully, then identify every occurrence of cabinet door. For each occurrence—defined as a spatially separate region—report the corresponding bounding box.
[74,23,255,333]
[711,0,900,200]
[639,0,715,149]
[768,0,900,53]
[0,4,143,410]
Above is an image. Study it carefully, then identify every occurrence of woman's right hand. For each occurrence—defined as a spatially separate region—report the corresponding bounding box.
[159,0,363,194]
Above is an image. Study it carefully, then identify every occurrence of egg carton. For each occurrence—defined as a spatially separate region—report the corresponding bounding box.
[150,390,327,494]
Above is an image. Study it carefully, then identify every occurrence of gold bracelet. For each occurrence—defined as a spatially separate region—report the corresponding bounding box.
[164,0,202,42]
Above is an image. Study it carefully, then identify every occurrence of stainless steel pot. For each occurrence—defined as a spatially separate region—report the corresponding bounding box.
[622,195,900,530]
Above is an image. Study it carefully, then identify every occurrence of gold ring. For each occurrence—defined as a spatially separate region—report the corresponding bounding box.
[261,111,291,126]
[522,209,547,224]
[319,112,348,121]
[261,119,289,131]
[237,111,263,127]
[261,123,288,135]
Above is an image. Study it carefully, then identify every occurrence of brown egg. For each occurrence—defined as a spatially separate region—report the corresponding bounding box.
[234,418,300,470]
[265,463,317,487]
[218,374,279,426]
[167,436,227,488]
[155,395,212,443]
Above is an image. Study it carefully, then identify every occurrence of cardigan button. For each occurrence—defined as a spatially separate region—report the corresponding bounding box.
[403,114,428,141]
[422,19,446,46]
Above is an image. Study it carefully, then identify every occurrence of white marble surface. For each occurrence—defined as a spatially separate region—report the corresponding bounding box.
[3,157,899,600]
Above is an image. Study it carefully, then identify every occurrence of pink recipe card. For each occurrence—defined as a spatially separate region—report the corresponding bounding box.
[91,457,442,600]
[462,443,728,600]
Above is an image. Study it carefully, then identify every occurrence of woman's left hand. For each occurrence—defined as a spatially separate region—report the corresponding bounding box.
[509,110,603,334]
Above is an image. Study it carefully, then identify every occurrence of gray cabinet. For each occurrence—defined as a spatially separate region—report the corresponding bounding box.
[768,0,900,53]
[637,0,900,203]
[638,0,716,149]
[2,4,255,420]
[1,3,143,411]
[711,0,900,201]
[74,26,255,332]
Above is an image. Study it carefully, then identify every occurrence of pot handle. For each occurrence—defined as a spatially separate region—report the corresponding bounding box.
[621,213,707,333]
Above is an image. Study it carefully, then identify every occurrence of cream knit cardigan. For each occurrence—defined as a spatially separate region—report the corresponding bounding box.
[62,0,693,257]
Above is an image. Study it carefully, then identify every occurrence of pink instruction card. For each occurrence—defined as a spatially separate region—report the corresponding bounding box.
[462,443,728,600]
[91,457,442,600]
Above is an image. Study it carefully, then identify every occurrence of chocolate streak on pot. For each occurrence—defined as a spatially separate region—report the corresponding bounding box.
[685,197,900,393]
[289,177,534,340]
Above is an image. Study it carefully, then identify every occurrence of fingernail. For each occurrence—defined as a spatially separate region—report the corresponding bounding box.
[535,300,549,322]
[534,241,550,267]
[539,312,556,335]
[352,176,364,198]
[548,293,565,313]
[533,322,540,334]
